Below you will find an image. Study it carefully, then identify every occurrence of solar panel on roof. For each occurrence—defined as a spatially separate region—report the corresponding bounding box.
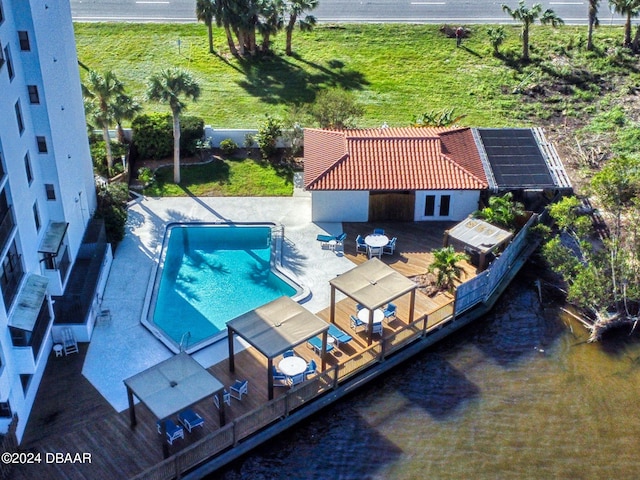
[477,128,556,189]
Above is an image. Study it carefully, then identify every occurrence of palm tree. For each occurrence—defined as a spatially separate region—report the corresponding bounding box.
[428,246,469,292]
[609,0,640,47]
[501,0,564,61]
[487,26,507,56]
[284,0,318,56]
[587,0,600,51]
[196,0,216,53]
[82,70,125,170]
[111,92,141,144]
[474,192,525,229]
[146,68,201,184]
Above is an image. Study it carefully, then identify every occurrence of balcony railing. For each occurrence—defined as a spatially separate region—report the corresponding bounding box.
[0,207,15,254]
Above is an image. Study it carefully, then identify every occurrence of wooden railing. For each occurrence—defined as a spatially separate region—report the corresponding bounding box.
[132,300,457,480]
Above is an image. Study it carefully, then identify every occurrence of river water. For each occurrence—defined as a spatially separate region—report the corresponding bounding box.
[215,272,640,479]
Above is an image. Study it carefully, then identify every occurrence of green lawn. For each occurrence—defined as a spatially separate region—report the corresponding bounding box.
[74,23,635,129]
[143,158,293,197]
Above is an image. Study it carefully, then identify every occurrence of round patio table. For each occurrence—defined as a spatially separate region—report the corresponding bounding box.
[278,356,307,376]
[364,234,389,248]
[358,308,384,324]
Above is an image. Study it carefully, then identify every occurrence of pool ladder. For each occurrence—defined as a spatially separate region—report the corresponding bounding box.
[179,331,191,352]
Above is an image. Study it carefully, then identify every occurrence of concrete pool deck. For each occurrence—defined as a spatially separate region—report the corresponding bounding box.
[82,189,356,412]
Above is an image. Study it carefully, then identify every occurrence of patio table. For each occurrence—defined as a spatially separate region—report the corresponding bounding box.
[278,356,307,377]
[357,308,384,325]
[364,234,389,248]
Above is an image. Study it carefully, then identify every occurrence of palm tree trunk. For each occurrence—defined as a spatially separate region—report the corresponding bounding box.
[224,23,238,55]
[522,25,530,61]
[285,15,297,55]
[207,22,214,53]
[171,110,181,184]
[102,123,114,170]
[587,19,594,51]
[625,13,632,47]
[116,121,126,144]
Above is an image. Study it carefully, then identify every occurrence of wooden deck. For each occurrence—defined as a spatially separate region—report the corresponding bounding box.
[11,221,476,480]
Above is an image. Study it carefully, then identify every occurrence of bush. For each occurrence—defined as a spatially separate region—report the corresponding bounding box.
[94,182,129,245]
[219,138,239,156]
[90,140,127,177]
[131,113,205,160]
[256,115,283,160]
[137,167,154,186]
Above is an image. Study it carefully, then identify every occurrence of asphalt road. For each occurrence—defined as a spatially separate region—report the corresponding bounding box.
[70,0,627,26]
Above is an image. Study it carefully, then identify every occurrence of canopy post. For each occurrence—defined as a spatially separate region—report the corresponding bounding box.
[127,386,137,428]
[321,332,328,370]
[409,289,416,323]
[227,326,235,372]
[268,357,274,400]
[330,286,336,324]
[367,309,374,346]
[217,389,226,426]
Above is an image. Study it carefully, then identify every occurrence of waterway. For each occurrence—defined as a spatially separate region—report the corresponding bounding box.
[215,272,640,479]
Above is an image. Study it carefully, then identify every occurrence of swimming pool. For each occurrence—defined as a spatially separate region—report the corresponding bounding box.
[143,223,304,353]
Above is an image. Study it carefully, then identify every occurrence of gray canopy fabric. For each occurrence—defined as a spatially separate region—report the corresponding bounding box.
[124,352,225,441]
[226,296,330,399]
[329,258,417,344]
[444,217,513,271]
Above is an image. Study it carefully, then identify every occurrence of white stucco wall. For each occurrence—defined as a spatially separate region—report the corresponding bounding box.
[311,190,369,222]
[414,190,481,222]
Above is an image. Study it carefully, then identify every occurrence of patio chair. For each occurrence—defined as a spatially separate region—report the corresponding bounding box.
[373,228,385,235]
[283,350,295,358]
[372,322,384,336]
[230,379,249,400]
[356,235,367,254]
[178,409,204,433]
[307,336,334,355]
[304,359,317,378]
[328,323,353,347]
[335,232,347,246]
[383,237,397,255]
[157,419,184,445]
[272,366,288,387]
[350,315,366,332]
[368,246,382,259]
[288,372,305,386]
[356,303,364,311]
[214,389,231,408]
[383,302,397,322]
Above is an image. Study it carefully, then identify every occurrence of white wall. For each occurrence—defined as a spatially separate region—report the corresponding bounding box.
[311,191,369,222]
[414,190,481,222]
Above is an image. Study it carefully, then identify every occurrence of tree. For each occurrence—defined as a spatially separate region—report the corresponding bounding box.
[256,114,283,160]
[111,92,141,144]
[310,89,364,129]
[501,0,564,61]
[474,192,525,230]
[587,0,600,51]
[146,68,201,184]
[196,0,216,53]
[82,70,125,170]
[487,26,507,56]
[609,0,640,48]
[428,246,469,292]
[284,0,318,55]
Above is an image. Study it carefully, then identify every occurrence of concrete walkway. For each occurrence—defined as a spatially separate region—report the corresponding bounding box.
[83,191,355,412]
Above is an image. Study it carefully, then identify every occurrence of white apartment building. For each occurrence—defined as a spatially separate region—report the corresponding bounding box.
[0,0,100,441]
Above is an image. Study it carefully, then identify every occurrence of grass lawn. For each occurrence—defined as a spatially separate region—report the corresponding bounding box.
[74,23,635,129]
[143,157,294,197]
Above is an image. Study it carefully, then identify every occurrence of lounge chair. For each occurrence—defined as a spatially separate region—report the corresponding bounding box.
[157,419,184,445]
[328,323,353,347]
[316,233,336,242]
[304,359,317,378]
[272,366,288,387]
[355,235,367,254]
[178,409,204,433]
[214,389,231,408]
[307,336,334,355]
[383,237,397,255]
[383,302,397,322]
[350,315,366,332]
[230,379,249,400]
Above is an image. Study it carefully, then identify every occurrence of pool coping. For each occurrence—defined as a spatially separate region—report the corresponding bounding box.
[140,221,309,354]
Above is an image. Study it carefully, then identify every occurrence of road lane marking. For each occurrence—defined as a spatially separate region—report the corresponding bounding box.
[411,2,446,4]
[136,1,170,4]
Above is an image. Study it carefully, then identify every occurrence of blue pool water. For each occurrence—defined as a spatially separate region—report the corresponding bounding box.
[147,224,299,351]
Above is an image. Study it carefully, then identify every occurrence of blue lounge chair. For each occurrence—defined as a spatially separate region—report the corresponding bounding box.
[178,409,204,433]
[383,302,397,322]
[327,323,353,347]
[350,315,366,332]
[157,419,184,445]
[230,379,249,400]
[355,235,367,254]
[304,359,317,378]
[307,336,334,355]
[383,237,397,255]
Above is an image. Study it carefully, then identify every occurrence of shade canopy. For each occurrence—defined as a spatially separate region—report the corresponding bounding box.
[227,296,329,359]
[124,352,224,421]
[330,257,417,311]
[445,217,512,254]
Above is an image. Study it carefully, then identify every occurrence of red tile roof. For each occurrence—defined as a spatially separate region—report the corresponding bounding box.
[303,127,488,191]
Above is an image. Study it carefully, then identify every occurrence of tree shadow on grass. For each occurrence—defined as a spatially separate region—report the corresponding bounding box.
[235,53,369,105]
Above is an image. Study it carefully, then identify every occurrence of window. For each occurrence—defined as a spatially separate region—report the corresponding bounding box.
[25,154,33,184]
[4,44,13,80]
[18,31,30,51]
[45,184,55,200]
[33,202,40,231]
[424,195,435,217]
[0,402,11,419]
[28,85,40,104]
[0,241,24,311]
[0,1,4,25]
[36,136,47,153]
[439,195,451,217]
[15,101,24,134]
[0,41,4,69]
